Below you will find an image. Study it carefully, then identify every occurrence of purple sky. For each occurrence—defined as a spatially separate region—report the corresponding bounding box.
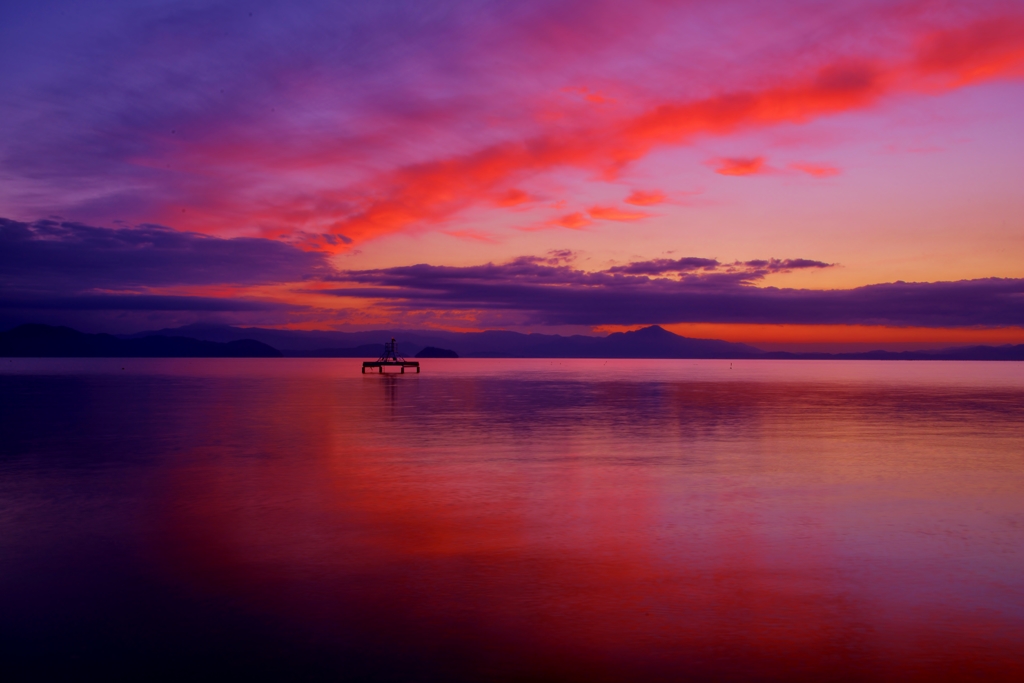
[2,0,1023,347]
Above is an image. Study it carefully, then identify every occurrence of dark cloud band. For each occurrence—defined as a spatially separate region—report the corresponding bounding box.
[0,218,333,293]
[0,294,297,312]
[3,217,1021,330]
[328,262,1024,328]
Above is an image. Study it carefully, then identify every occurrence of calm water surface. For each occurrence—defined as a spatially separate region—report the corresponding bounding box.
[2,359,1023,681]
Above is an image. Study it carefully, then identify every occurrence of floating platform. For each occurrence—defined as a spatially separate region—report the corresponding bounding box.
[362,360,419,373]
[362,337,420,373]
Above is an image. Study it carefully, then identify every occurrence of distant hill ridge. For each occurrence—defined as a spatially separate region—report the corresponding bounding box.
[2,323,1022,360]
[0,324,281,358]
[124,323,762,358]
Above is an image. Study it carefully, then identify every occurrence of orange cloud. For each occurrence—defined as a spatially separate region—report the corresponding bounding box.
[790,162,840,178]
[624,190,666,206]
[442,229,501,243]
[588,206,650,222]
[713,156,768,176]
[549,212,592,229]
[563,86,614,104]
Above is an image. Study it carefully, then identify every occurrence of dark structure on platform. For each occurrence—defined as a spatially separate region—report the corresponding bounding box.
[362,338,420,374]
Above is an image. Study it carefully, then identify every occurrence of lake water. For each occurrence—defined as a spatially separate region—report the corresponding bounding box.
[2,358,1024,681]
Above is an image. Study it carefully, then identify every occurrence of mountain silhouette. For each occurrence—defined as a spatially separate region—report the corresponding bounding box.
[0,324,281,357]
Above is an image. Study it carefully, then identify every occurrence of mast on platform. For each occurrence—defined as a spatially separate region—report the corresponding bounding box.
[362,337,421,374]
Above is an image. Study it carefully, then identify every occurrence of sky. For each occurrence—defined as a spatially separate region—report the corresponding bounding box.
[2,0,1023,349]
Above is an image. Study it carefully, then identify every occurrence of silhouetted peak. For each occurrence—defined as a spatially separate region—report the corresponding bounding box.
[623,325,673,337]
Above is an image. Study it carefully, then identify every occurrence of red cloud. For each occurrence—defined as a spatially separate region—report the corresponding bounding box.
[712,157,768,176]
[915,16,1024,86]
[790,162,840,178]
[617,61,887,168]
[174,15,1024,250]
[323,42,968,245]
[494,188,532,207]
[624,190,666,206]
[588,206,650,222]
